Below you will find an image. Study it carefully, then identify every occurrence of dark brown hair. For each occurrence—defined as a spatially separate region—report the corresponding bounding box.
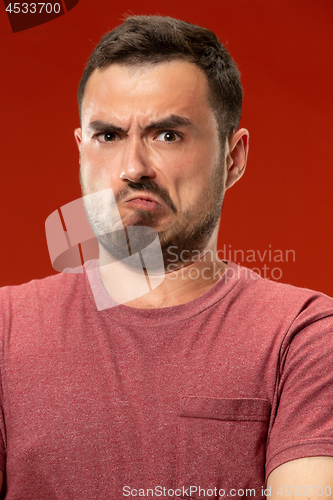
[78,15,243,144]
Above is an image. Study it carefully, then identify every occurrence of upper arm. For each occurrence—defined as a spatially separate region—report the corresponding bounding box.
[267,457,333,499]
[266,312,333,481]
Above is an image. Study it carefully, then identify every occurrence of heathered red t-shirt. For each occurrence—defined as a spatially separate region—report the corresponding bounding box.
[0,261,333,500]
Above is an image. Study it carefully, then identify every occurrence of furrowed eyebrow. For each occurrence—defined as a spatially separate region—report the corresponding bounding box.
[143,115,193,131]
[87,115,193,134]
[88,120,126,134]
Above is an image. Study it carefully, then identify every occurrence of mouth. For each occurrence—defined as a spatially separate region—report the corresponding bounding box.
[123,193,163,210]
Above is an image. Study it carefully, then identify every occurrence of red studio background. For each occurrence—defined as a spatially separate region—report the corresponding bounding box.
[0,0,332,295]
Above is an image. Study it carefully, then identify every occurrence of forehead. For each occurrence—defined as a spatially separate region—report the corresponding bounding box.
[81,60,216,128]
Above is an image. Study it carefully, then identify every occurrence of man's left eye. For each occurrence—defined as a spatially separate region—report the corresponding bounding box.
[155,131,180,142]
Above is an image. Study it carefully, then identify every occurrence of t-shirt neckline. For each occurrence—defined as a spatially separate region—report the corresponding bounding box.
[83,260,242,324]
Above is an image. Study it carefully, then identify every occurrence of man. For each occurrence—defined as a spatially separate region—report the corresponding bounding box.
[0,14,332,500]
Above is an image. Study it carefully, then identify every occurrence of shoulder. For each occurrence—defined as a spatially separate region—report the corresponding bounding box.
[223,262,333,354]
[0,271,87,324]
[230,262,333,320]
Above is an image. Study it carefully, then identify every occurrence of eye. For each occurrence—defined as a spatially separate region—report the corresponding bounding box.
[155,131,180,143]
[95,132,120,143]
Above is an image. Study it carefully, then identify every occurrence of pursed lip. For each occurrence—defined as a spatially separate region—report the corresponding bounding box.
[123,193,163,207]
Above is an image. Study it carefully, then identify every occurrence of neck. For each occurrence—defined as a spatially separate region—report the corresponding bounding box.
[97,230,227,309]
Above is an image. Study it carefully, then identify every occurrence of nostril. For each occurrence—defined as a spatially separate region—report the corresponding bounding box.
[119,172,137,182]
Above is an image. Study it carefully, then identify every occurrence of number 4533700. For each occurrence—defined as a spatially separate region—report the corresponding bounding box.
[6,3,61,13]
[276,486,332,496]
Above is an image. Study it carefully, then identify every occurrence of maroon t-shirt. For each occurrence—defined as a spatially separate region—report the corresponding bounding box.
[0,262,333,499]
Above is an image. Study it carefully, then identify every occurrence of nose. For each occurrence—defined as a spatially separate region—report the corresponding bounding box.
[119,136,156,183]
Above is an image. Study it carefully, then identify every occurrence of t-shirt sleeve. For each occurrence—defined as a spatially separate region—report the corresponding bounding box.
[0,402,5,474]
[266,299,333,480]
[0,290,7,475]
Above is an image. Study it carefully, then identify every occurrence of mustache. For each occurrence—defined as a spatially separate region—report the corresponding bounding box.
[116,180,177,214]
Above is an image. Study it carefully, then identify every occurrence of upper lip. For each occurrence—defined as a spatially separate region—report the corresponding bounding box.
[124,193,163,206]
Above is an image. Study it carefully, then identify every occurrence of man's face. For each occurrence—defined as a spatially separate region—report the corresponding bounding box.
[76,60,229,267]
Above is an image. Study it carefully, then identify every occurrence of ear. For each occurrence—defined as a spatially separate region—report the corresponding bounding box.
[74,128,82,151]
[225,128,249,190]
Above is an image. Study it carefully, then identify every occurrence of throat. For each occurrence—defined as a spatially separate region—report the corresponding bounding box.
[122,260,227,309]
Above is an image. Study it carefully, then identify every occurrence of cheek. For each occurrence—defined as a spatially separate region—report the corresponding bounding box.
[175,149,215,188]
[80,145,117,186]
[168,159,213,210]
[81,143,106,168]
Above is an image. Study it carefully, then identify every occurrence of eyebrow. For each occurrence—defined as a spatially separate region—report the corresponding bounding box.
[87,114,193,134]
